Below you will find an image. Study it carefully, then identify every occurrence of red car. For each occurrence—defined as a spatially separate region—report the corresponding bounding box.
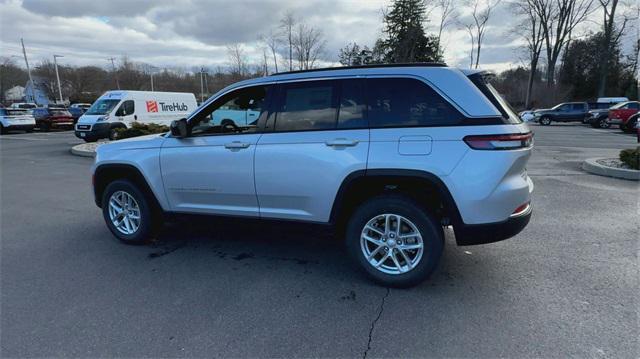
[607,101,640,133]
[32,107,75,132]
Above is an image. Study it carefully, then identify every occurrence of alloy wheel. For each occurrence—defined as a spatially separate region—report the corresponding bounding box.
[360,213,424,275]
[108,190,141,235]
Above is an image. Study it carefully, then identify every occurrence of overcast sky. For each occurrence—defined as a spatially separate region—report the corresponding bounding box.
[1,0,637,73]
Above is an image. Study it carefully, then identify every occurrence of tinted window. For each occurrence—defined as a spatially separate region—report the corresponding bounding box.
[191,85,270,136]
[116,100,134,116]
[367,78,461,128]
[628,102,640,110]
[274,81,337,132]
[338,79,367,129]
[572,103,584,111]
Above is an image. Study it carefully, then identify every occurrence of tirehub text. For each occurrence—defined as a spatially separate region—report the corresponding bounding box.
[159,102,188,112]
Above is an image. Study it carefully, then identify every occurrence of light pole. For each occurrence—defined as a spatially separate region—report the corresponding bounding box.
[20,38,35,103]
[53,54,64,104]
[199,68,208,103]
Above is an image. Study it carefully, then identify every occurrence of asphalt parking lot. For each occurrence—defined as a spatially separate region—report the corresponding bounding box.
[1,124,638,357]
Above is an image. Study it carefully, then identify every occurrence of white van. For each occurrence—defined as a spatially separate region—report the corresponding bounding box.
[74,90,197,142]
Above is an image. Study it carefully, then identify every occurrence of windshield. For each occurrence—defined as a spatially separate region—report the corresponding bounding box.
[85,99,120,115]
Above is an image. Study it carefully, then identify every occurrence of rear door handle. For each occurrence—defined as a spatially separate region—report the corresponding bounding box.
[224,141,251,149]
[325,138,359,147]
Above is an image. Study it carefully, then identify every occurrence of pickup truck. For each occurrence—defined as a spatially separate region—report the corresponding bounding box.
[533,102,590,125]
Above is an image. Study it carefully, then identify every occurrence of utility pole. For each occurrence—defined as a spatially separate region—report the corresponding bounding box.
[199,68,207,103]
[107,57,120,90]
[20,38,35,104]
[53,54,64,104]
[150,73,154,91]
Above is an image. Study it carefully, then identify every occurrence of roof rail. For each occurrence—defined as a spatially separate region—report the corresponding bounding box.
[271,62,448,76]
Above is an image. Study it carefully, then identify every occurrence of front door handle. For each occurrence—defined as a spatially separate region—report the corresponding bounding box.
[224,141,250,149]
[325,138,359,147]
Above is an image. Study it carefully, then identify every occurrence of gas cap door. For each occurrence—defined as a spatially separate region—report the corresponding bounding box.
[398,135,433,155]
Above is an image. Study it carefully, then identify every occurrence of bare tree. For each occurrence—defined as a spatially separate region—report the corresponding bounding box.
[513,0,546,108]
[226,44,248,78]
[530,0,593,86]
[596,0,631,96]
[434,0,458,58]
[280,11,296,71]
[462,22,477,67]
[259,29,280,73]
[292,23,326,70]
[470,0,501,69]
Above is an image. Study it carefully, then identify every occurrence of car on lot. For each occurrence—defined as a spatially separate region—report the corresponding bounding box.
[32,107,75,131]
[91,64,534,287]
[0,108,36,134]
[606,101,640,132]
[68,103,92,122]
[519,110,535,122]
[533,102,589,125]
[9,102,38,110]
[75,91,197,142]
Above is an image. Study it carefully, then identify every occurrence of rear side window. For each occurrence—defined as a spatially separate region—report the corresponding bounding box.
[468,74,521,124]
[572,103,585,111]
[338,79,366,129]
[274,81,337,132]
[367,78,461,128]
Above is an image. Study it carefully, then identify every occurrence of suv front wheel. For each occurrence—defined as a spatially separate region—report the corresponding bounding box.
[345,194,444,288]
[102,180,158,244]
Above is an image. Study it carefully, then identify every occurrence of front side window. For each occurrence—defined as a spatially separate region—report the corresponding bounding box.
[367,78,460,128]
[116,100,134,116]
[274,81,337,132]
[628,102,640,110]
[190,85,270,136]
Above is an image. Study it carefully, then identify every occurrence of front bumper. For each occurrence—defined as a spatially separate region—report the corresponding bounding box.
[75,122,110,140]
[453,205,532,246]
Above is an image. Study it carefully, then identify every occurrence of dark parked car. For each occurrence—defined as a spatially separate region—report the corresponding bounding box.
[68,103,91,122]
[32,107,75,131]
[533,102,590,125]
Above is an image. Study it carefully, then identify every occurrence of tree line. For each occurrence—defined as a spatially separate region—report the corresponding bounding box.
[1,0,637,109]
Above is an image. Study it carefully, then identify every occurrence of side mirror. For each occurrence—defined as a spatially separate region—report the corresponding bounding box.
[170,118,188,138]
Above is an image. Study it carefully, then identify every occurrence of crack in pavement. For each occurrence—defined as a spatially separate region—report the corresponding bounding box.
[363,288,390,359]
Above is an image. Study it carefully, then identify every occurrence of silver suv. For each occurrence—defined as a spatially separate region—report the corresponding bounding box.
[92,64,534,287]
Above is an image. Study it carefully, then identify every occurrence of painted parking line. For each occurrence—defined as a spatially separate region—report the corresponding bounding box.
[0,136,49,141]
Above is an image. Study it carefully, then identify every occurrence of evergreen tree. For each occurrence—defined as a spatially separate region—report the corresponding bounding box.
[380,0,442,63]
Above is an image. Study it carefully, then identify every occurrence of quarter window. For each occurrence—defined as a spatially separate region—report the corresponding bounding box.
[274,81,337,132]
[367,78,460,128]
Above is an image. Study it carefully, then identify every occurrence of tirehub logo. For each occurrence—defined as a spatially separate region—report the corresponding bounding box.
[146,101,158,113]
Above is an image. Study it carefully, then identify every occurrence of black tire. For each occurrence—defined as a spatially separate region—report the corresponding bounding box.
[582,117,590,124]
[108,127,120,141]
[83,137,98,143]
[0,125,6,135]
[345,194,444,288]
[101,179,160,244]
[26,128,34,133]
[598,118,610,129]
[622,119,636,133]
[40,121,50,132]
[539,116,552,125]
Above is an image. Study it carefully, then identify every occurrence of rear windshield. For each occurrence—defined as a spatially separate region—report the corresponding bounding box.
[50,110,70,116]
[6,109,30,116]
[468,73,522,124]
[85,99,120,115]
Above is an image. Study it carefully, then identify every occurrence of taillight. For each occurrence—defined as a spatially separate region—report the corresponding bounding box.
[510,202,531,217]
[463,132,533,150]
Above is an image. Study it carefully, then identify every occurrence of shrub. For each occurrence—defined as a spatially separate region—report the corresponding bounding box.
[114,122,169,140]
[619,147,640,170]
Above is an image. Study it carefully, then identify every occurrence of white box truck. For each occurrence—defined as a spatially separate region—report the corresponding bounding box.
[74,90,197,142]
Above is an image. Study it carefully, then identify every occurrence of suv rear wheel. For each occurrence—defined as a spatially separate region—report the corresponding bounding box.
[539,116,551,125]
[345,194,444,288]
[102,180,158,244]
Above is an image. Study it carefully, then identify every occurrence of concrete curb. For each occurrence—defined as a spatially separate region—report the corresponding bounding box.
[70,142,105,158]
[582,158,640,181]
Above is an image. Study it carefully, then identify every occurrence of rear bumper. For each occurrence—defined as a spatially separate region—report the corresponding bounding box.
[4,124,35,130]
[454,205,532,246]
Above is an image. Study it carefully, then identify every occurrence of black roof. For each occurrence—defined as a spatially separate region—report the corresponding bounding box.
[271,62,447,76]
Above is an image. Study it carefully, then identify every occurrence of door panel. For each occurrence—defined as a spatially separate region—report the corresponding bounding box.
[255,130,368,221]
[160,134,261,216]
